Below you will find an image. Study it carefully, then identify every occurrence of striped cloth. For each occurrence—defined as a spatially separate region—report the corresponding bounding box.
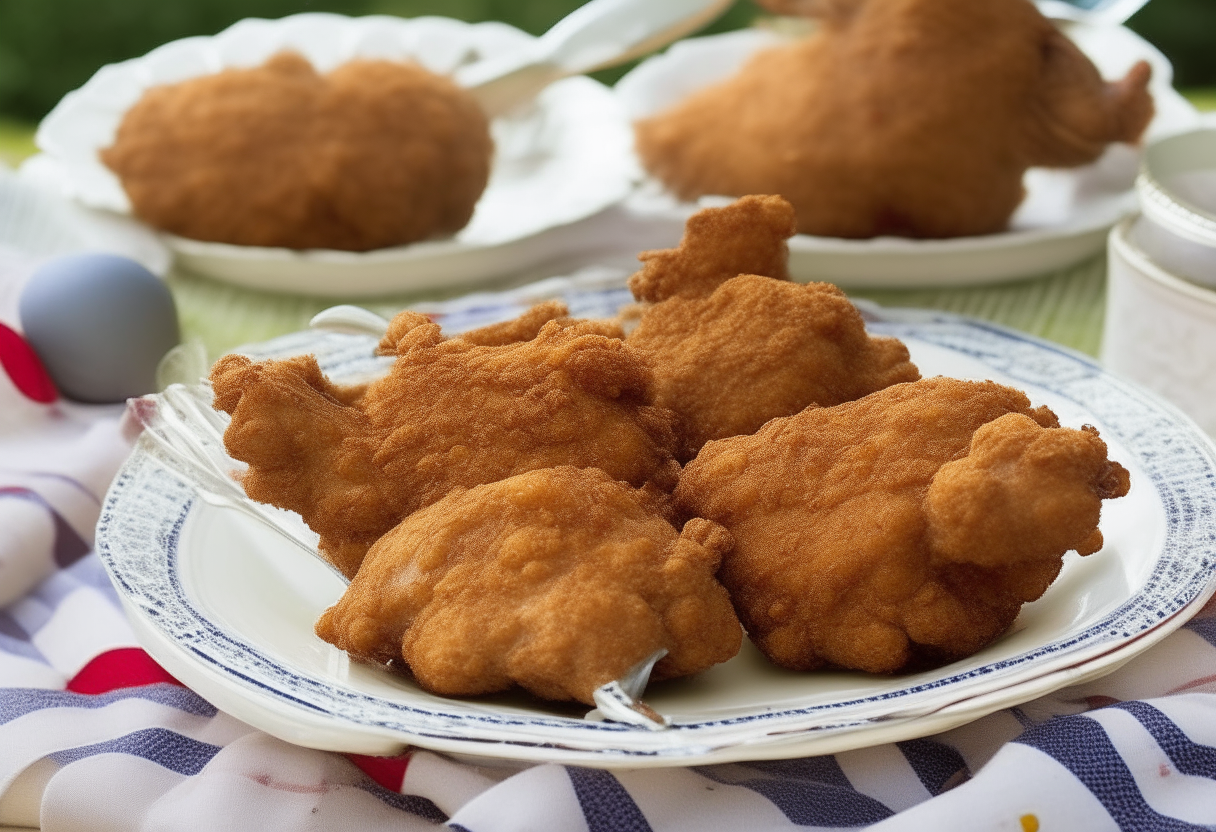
[6,295,1216,832]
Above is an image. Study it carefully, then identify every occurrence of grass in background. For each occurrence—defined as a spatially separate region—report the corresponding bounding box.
[1183,89,1216,112]
[0,117,36,168]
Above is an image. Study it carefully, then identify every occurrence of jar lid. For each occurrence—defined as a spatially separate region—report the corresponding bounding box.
[1137,129,1216,249]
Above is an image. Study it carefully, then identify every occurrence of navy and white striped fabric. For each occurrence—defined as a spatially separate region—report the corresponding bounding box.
[5,300,1216,831]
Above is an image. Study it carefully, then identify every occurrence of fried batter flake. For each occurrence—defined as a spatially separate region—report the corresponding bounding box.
[454,301,625,348]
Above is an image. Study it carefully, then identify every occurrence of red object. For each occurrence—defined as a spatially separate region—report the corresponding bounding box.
[67,647,184,694]
[0,322,57,403]
[347,753,410,791]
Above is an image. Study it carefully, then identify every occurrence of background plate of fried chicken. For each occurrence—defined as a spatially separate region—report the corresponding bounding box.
[21,14,639,296]
[96,266,1216,767]
[616,10,1203,287]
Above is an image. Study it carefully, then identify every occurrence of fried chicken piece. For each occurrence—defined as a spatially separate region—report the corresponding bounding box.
[629,194,796,302]
[211,314,680,579]
[636,0,1154,239]
[625,196,918,460]
[102,52,492,251]
[675,377,1131,673]
[631,276,919,460]
[315,466,742,705]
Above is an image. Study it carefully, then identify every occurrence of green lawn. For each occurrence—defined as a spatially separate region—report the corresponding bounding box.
[1184,88,1216,112]
[0,118,37,168]
[1,88,1214,169]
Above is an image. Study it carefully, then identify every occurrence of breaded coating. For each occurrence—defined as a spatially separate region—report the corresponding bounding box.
[315,466,742,705]
[211,314,680,579]
[388,300,624,352]
[629,195,796,302]
[628,196,917,459]
[456,301,573,347]
[635,0,1154,239]
[102,52,492,251]
[630,276,919,460]
[675,378,1131,674]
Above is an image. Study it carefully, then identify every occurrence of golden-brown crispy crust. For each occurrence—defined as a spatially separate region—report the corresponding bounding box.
[635,0,1153,239]
[373,302,624,356]
[458,301,626,347]
[624,195,917,459]
[675,377,1130,673]
[212,315,680,579]
[457,301,570,347]
[103,52,492,251]
[315,466,741,705]
[629,194,796,302]
[630,275,920,460]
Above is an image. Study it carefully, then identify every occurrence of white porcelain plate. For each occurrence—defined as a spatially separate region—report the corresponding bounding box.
[615,24,1203,287]
[23,14,638,297]
[96,279,1216,768]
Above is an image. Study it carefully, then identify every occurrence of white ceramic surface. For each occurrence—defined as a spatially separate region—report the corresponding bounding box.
[615,24,1201,288]
[0,166,169,275]
[96,281,1216,768]
[1036,0,1150,24]
[1103,217,1216,438]
[1134,129,1216,288]
[22,14,639,297]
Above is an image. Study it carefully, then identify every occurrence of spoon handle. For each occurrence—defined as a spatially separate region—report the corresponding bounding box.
[459,0,732,117]
[539,0,735,75]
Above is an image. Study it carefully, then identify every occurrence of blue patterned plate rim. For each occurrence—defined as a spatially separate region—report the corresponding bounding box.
[96,290,1216,762]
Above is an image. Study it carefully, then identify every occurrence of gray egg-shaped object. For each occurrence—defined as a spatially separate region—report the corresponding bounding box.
[19,253,180,404]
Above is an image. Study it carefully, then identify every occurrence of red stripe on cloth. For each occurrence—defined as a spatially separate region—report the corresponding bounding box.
[347,753,410,792]
[67,647,184,694]
[1168,673,1216,696]
[0,322,58,403]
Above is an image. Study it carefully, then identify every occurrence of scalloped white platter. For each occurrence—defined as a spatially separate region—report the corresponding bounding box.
[21,13,639,297]
[97,281,1216,768]
[615,23,1204,287]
